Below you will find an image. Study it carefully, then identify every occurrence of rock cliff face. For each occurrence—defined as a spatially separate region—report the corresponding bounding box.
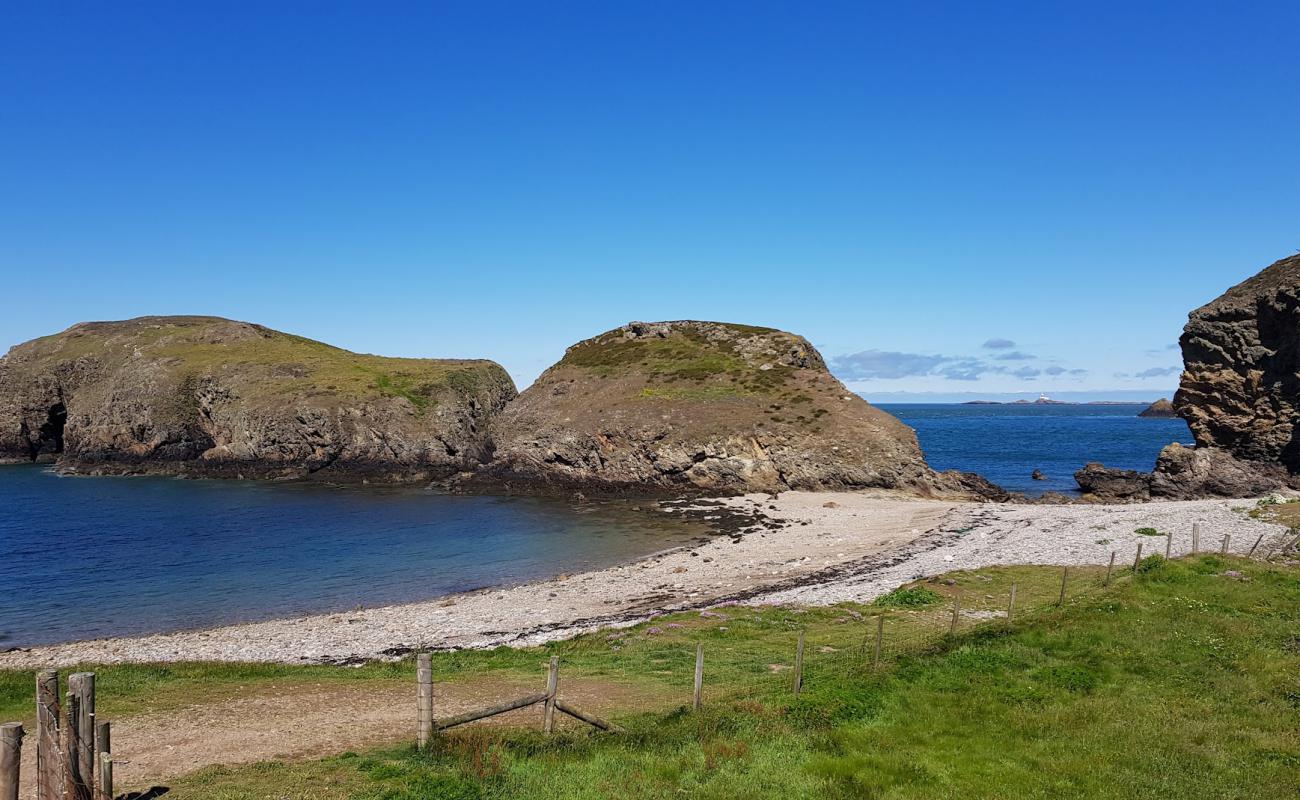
[471,320,1003,498]
[1077,254,1300,500]
[0,316,517,480]
[1175,253,1300,466]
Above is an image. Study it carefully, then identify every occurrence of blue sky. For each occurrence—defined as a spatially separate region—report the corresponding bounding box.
[2,1,1297,401]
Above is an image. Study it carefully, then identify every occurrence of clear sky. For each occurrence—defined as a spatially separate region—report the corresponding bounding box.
[3,1,1297,401]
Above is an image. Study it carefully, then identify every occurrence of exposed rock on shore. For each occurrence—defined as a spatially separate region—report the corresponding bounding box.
[1137,398,1177,418]
[0,316,517,480]
[470,320,1003,499]
[1077,254,1300,500]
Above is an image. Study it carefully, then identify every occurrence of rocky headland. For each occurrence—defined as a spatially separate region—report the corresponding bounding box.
[1078,253,1300,501]
[0,316,517,480]
[1137,398,1177,418]
[467,320,1004,499]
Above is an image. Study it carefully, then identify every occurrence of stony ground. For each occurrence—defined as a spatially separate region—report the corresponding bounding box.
[3,492,1290,669]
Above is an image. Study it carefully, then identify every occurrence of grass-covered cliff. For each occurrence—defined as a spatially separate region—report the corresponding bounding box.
[0,316,516,479]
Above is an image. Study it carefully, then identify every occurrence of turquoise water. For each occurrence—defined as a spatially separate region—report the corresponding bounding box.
[0,466,702,648]
[879,403,1193,496]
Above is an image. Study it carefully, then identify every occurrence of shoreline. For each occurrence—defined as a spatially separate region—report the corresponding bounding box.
[2,491,1291,669]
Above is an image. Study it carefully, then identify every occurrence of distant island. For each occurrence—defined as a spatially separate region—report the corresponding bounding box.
[1138,398,1178,418]
[961,394,1151,406]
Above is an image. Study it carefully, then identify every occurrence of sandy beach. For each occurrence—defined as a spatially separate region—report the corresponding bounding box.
[1,492,1291,669]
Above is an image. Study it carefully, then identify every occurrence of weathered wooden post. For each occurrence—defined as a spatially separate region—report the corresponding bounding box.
[0,723,22,800]
[1133,542,1144,572]
[543,656,560,734]
[94,721,111,800]
[1248,533,1265,557]
[872,614,885,669]
[416,654,433,750]
[69,672,95,800]
[793,632,805,695]
[1165,531,1173,559]
[36,670,60,800]
[693,644,704,710]
[1057,566,1069,606]
[1192,522,1202,553]
[97,754,112,800]
[1220,534,1230,554]
[64,690,81,800]
[949,595,961,634]
[1006,583,1017,623]
[1104,552,1116,586]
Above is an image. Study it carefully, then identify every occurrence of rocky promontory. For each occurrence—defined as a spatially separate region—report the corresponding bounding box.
[469,320,1004,498]
[1137,398,1177,418]
[0,316,517,480]
[1078,254,1300,500]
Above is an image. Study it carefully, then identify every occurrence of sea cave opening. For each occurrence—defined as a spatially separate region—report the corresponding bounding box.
[36,402,67,458]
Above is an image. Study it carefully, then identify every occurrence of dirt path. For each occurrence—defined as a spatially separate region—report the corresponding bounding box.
[16,675,672,798]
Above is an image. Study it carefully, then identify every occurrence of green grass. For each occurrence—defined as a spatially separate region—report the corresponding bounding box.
[557,324,798,394]
[16,316,512,417]
[872,586,943,608]
[10,558,1297,799]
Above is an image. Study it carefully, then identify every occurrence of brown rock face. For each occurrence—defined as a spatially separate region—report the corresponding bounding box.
[472,320,1002,498]
[0,316,517,480]
[1076,254,1300,500]
[1176,253,1300,468]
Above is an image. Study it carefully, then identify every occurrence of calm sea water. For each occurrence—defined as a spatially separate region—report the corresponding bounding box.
[1,403,1192,647]
[0,466,703,648]
[878,403,1193,496]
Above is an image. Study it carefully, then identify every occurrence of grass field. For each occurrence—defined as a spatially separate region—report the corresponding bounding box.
[5,555,1290,799]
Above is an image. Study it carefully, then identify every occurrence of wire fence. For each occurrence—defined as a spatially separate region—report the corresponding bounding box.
[3,534,1297,795]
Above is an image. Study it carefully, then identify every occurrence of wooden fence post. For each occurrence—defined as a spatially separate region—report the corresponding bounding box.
[64,690,80,800]
[69,672,95,800]
[1248,533,1265,557]
[1220,534,1230,554]
[97,754,112,800]
[416,654,433,750]
[793,632,805,695]
[693,644,704,710]
[1104,553,1116,586]
[94,722,111,800]
[872,614,885,669]
[36,670,60,800]
[1006,583,1017,623]
[544,656,560,734]
[0,723,22,800]
[1165,531,1173,559]
[949,595,961,634]
[1133,542,1144,572]
[1057,567,1069,606]
[1192,522,1201,553]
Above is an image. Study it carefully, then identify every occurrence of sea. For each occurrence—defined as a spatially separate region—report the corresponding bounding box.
[0,402,1192,648]
[879,402,1193,496]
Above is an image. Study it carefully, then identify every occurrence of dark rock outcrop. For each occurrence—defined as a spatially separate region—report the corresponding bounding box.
[1076,254,1300,500]
[1176,253,1300,466]
[1075,444,1296,502]
[0,316,517,480]
[470,320,1003,498]
[1137,398,1177,418]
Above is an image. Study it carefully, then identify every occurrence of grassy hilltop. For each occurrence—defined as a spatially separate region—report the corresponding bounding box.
[0,316,516,478]
[475,320,986,496]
